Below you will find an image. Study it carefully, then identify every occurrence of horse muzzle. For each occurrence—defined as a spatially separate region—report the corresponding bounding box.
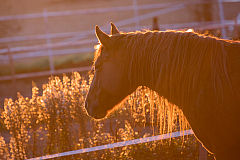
[85,101,107,119]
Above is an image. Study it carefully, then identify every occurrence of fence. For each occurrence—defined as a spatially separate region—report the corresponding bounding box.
[26,130,199,160]
[0,0,239,82]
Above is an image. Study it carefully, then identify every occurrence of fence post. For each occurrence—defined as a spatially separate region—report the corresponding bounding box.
[43,8,55,73]
[218,0,227,39]
[132,0,140,30]
[8,44,17,99]
[234,17,239,39]
[199,142,208,160]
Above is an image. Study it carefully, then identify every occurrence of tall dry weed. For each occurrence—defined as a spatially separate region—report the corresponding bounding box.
[0,72,199,159]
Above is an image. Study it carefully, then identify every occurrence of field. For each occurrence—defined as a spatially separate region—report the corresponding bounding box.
[0,72,215,159]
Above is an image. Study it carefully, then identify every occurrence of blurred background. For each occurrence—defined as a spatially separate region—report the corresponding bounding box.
[0,0,239,109]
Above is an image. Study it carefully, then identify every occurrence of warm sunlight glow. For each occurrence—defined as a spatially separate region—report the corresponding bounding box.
[2,72,193,159]
[186,28,194,32]
[94,44,101,50]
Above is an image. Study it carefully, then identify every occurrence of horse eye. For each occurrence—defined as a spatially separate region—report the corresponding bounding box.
[94,57,103,71]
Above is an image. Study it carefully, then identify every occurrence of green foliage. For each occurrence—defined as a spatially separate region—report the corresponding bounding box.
[1,72,203,159]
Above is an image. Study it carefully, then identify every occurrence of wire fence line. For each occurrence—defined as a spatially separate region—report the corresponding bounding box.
[26,130,194,160]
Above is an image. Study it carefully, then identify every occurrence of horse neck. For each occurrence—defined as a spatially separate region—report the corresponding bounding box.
[127,32,212,109]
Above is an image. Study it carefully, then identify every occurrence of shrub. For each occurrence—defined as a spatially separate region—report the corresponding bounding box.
[1,72,202,159]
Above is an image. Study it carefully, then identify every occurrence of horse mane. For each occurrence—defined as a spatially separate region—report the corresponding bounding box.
[119,30,240,108]
[94,29,239,109]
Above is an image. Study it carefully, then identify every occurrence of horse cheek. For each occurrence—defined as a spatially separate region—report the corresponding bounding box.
[103,63,124,93]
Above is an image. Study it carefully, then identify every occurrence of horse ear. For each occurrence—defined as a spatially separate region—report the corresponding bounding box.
[110,22,120,35]
[95,25,111,47]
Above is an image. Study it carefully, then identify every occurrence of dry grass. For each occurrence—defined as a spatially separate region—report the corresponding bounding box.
[0,72,203,159]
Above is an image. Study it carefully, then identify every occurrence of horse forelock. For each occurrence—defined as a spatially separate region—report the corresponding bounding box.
[93,44,102,64]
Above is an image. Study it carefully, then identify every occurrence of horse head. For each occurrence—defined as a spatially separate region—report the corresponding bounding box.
[85,23,135,119]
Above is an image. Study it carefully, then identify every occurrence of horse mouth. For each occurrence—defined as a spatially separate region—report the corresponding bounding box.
[85,102,108,119]
[92,108,107,119]
[94,111,107,119]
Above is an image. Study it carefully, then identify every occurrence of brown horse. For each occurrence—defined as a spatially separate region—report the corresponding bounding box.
[85,23,240,160]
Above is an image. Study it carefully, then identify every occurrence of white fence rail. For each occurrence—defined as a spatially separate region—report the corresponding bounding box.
[0,1,211,22]
[0,39,97,55]
[0,0,187,81]
[0,66,92,81]
[27,130,194,160]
